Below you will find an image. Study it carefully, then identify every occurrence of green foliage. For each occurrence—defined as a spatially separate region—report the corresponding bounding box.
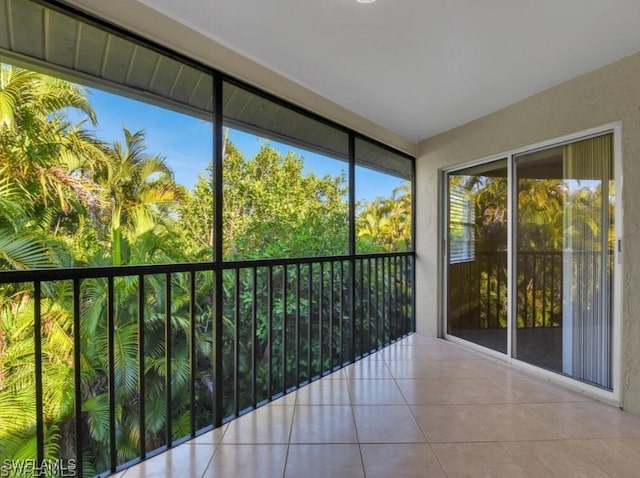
[0,63,412,473]
[177,172,214,260]
[221,141,349,259]
[451,167,613,331]
[356,182,412,253]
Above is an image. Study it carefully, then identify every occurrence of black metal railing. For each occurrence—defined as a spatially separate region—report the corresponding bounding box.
[517,251,563,328]
[448,250,562,330]
[0,252,414,477]
[448,250,613,331]
[448,251,508,330]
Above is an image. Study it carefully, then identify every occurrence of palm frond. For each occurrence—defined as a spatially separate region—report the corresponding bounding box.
[82,394,111,444]
[0,229,58,270]
[113,322,139,394]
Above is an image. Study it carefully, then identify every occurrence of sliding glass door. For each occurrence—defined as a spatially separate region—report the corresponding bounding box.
[445,131,615,390]
[514,134,614,389]
[446,159,508,354]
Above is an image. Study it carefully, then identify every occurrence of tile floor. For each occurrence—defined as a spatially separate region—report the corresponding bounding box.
[116,334,640,477]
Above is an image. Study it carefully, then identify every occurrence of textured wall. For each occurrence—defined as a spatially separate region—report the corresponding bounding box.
[416,51,640,414]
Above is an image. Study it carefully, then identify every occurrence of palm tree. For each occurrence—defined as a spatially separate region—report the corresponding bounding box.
[93,128,184,265]
[358,198,391,238]
[0,65,106,224]
[0,67,103,462]
[0,64,200,473]
[386,182,412,251]
[76,264,200,473]
[356,181,412,252]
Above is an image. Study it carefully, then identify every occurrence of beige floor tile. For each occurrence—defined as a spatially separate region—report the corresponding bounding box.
[386,358,485,379]
[353,405,426,443]
[113,335,640,478]
[570,438,640,477]
[270,390,298,405]
[361,443,446,478]
[285,444,364,478]
[290,405,358,443]
[470,360,533,384]
[382,342,481,361]
[411,404,495,443]
[295,377,351,405]
[467,403,562,441]
[530,401,640,439]
[344,359,393,379]
[121,444,215,478]
[395,334,439,346]
[202,444,287,478]
[497,376,592,403]
[396,378,511,405]
[432,442,529,478]
[380,342,412,353]
[221,405,294,444]
[348,379,406,405]
[187,425,228,445]
[501,440,611,477]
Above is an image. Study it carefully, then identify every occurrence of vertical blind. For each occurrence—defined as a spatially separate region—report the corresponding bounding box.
[563,133,613,389]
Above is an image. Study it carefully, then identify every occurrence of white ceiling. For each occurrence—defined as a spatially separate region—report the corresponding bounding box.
[138,0,640,143]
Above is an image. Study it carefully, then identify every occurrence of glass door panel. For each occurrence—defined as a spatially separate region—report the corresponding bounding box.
[446,159,508,353]
[514,134,614,389]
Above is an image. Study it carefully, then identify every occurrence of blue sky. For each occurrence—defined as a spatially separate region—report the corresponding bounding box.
[83,88,403,203]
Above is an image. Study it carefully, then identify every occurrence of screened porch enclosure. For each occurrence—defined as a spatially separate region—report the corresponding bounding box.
[0,1,415,477]
[0,253,413,477]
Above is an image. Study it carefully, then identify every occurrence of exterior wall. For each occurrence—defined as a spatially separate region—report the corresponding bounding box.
[416,50,640,414]
[62,0,415,157]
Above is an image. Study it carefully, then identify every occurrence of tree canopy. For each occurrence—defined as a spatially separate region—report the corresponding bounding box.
[0,64,412,472]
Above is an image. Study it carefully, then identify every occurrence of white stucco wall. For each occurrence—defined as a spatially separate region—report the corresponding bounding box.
[416,50,640,414]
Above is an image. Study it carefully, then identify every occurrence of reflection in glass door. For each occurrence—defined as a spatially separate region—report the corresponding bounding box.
[514,134,614,389]
[446,160,508,353]
[444,131,616,391]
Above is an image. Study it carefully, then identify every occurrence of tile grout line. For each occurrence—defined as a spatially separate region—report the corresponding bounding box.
[383,340,451,477]
[345,357,368,478]
[383,347,434,446]
[198,445,217,478]
[281,386,299,477]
